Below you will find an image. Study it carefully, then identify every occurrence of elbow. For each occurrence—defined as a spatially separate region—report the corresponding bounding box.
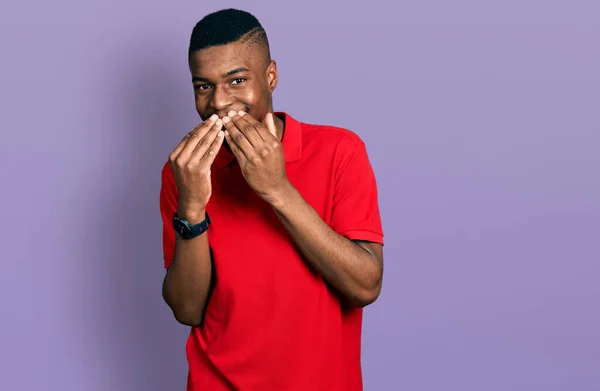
[171,304,204,327]
[174,310,203,327]
[348,275,383,308]
[162,276,204,327]
[350,286,381,308]
[347,245,384,308]
[163,292,204,327]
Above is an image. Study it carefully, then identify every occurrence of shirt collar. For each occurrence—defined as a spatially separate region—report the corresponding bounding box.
[214,111,302,169]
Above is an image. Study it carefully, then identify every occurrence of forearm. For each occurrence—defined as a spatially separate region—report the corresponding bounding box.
[162,210,212,326]
[270,183,382,307]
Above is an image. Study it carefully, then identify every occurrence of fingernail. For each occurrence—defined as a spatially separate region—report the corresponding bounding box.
[210,114,218,121]
[224,130,229,137]
[227,110,237,117]
[238,111,246,116]
[218,130,224,137]
[222,116,230,123]
[215,119,222,126]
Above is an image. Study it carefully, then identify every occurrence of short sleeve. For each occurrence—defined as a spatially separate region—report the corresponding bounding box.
[159,162,178,268]
[329,139,384,245]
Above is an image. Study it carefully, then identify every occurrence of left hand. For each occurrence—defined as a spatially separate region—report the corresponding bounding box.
[222,110,290,204]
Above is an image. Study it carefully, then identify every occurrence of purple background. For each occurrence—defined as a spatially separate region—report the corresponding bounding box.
[1,1,599,390]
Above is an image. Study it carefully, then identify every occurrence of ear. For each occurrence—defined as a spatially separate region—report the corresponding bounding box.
[266,60,278,93]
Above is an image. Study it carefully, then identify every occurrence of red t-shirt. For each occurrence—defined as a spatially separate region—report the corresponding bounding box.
[160,112,384,391]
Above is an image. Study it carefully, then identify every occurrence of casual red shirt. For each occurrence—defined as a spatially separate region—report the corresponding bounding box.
[160,112,384,391]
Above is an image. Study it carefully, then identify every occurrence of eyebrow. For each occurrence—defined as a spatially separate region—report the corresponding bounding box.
[192,67,249,83]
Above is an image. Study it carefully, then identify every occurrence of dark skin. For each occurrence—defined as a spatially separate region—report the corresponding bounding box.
[162,38,384,327]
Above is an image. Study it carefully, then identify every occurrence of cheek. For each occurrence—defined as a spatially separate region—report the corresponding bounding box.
[240,87,269,112]
[237,88,258,105]
[236,80,267,105]
[195,94,207,109]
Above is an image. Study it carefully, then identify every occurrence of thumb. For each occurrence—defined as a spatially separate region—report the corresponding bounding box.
[264,112,277,138]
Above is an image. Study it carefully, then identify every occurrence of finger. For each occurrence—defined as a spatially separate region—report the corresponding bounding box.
[233,111,271,142]
[199,129,225,167]
[171,124,200,160]
[177,115,219,162]
[189,118,223,162]
[171,115,217,160]
[227,110,263,146]
[222,115,253,161]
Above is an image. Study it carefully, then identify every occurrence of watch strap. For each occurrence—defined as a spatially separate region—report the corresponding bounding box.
[190,212,211,237]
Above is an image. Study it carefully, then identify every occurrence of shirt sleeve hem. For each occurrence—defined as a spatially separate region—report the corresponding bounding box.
[339,230,384,245]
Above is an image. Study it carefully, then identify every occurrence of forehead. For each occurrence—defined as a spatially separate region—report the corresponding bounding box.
[189,41,262,77]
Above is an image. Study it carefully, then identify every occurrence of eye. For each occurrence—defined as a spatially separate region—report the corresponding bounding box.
[195,84,211,91]
[231,78,246,85]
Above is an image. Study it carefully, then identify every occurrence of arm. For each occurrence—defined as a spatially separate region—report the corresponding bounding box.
[270,184,384,308]
[160,115,225,326]
[221,111,385,308]
[162,210,214,327]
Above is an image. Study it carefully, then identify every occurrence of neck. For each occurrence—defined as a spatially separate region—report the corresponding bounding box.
[273,112,285,141]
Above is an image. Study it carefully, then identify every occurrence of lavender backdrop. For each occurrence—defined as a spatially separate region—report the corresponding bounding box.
[1,1,599,390]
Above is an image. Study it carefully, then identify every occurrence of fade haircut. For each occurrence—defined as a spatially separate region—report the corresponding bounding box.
[188,8,271,61]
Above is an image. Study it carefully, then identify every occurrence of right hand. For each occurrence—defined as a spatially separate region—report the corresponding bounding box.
[169,114,225,222]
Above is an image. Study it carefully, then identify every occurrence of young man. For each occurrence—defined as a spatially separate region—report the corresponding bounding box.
[159,8,385,391]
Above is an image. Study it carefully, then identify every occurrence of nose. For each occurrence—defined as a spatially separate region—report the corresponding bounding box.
[209,85,234,114]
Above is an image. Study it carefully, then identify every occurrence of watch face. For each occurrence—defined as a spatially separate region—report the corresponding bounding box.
[173,217,191,238]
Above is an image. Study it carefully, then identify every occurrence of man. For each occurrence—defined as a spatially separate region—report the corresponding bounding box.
[159,8,384,391]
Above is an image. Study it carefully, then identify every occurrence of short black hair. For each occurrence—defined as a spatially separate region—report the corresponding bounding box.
[189,8,270,58]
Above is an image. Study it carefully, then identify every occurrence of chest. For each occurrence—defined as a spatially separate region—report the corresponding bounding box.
[204,161,335,286]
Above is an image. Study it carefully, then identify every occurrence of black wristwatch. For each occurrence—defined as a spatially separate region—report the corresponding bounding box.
[172,212,211,239]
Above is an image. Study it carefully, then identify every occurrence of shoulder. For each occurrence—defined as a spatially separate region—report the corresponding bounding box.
[298,119,368,159]
[300,120,365,145]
